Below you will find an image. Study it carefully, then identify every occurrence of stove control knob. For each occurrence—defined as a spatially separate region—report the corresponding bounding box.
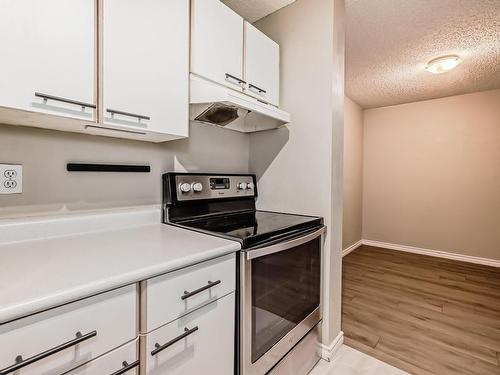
[237,182,247,190]
[179,182,192,193]
[192,182,203,193]
[247,182,255,190]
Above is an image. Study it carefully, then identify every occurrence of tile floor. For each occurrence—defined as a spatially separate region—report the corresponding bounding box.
[310,345,410,375]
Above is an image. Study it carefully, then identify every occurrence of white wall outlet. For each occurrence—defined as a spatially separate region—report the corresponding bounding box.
[0,164,23,194]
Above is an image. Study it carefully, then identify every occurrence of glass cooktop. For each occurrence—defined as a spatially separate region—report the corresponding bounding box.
[174,210,322,249]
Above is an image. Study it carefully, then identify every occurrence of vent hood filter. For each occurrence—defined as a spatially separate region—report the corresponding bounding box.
[189,74,291,133]
[194,103,240,126]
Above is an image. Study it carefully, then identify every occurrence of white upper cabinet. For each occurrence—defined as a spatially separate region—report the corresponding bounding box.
[191,0,245,91]
[244,22,280,107]
[190,0,281,107]
[0,0,96,121]
[102,0,189,139]
[0,0,280,141]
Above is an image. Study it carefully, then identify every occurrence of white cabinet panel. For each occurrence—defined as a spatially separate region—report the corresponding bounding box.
[0,0,95,120]
[103,0,189,137]
[142,253,236,332]
[0,285,137,375]
[66,339,139,375]
[191,0,244,91]
[144,293,235,375]
[244,22,280,106]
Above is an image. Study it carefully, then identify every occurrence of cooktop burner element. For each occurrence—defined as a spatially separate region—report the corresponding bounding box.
[162,173,323,249]
[176,210,321,248]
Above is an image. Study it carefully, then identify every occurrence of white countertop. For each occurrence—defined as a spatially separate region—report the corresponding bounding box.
[0,206,241,324]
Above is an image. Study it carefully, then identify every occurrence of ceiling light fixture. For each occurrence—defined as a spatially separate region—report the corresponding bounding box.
[425,55,462,74]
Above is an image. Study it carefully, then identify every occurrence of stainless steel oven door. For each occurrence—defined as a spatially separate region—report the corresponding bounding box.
[240,226,325,375]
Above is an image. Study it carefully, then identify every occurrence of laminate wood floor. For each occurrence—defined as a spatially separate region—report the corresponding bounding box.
[342,245,500,375]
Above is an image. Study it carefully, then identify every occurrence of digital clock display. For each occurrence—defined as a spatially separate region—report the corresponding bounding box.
[210,178,230,190]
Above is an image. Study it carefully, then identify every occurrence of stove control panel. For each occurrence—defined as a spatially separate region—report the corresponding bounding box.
[174,174,256,201]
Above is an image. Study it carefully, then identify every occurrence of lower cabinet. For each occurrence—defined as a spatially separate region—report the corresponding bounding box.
[0,254,236,375]
[66,339,139,375]
[0,285,137,375]
[142,253,236,332]
[142,292,235,375]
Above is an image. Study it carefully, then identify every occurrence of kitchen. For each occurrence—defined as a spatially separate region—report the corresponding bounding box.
[0,1,499,375]
[0,0,339,374]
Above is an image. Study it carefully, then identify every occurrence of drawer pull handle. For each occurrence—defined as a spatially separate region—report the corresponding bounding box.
[151,326,199,356]
[0,330,97,375]
[107,108,151,121]
[248,84,267,94]
[225,73,246,86]
[35,92,96,110]
[110,360,140,375]
[181,280,221,300]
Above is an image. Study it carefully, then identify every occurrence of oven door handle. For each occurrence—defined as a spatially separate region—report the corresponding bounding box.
[245,226,326,260]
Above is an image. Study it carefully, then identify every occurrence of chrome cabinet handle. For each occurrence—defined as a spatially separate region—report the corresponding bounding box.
[106,109,150,121]
[248,84,266,94]
[35,92,96,110]
[151,326,199,356]
[181,280,221,300]
[225,73,246,86]
[0,330,97,375]
[110,360,140,375]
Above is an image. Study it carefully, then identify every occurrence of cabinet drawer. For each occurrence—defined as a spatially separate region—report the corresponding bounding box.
[143,293,234,375]
[66,339,139,375]
[141,253,235,332]
[0,285,137,375]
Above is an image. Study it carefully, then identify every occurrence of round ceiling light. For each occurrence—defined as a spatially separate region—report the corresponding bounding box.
[425,55,462,74]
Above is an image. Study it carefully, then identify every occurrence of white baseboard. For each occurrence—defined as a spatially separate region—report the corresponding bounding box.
[342,240,363,257]
[362,239,500,268]
[320,331,344,362]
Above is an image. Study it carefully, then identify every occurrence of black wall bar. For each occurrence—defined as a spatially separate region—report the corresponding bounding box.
[67,163,151,173]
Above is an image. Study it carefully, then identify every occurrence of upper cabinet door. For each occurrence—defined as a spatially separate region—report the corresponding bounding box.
[0,0,96,121]
[103,0,189,138]
[191,0,244,91]
[244,22,280,107]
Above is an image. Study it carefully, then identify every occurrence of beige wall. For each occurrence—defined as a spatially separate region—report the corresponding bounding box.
[0,123,249,218]
[251,0,345,344]
[343,96,363,249]
[363,89,500,260]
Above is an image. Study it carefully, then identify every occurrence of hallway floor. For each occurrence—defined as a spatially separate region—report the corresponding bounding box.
[342,245,500,375]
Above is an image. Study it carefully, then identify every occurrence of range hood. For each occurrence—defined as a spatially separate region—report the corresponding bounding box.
[190,74,291,133]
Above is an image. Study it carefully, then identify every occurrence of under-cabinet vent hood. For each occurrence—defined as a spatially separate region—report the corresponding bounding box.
[190,74,290,133]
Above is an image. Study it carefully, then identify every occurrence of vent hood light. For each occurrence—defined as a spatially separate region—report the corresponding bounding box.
[425,55,461,74]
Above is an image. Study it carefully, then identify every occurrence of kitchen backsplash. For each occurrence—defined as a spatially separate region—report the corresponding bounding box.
[0,123,250,219]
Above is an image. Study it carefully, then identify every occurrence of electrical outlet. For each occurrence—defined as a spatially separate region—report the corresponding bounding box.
[4,180,17,188]
[4,169,17,179]
[0,164,22,194]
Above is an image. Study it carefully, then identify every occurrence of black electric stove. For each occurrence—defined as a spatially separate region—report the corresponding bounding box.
[162,172,325,375]
[162,173,323,249]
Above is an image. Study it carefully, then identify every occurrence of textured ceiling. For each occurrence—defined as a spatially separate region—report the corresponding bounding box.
[222,0,296,22]
[346,0,500,108]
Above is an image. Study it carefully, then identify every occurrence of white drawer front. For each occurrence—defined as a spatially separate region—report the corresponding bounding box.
[144,293,234,375]
[0,285,137,375]
[66,339,138,375]
[143,253,235,332]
